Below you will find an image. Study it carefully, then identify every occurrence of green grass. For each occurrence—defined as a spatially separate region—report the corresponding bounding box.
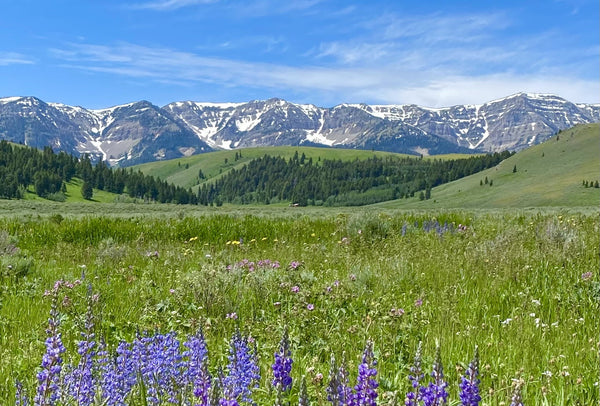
[0,210,597,405]
[20,177,120,204]
[376,123,600,209]
[134,146,474,191]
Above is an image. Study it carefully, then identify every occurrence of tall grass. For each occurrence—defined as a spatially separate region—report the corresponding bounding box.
[0,211,597,404]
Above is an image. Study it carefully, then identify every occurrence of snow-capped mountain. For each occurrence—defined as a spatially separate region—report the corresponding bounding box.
[0,93,598,166]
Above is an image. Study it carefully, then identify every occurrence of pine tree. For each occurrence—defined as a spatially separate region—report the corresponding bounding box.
[81,181,93,200]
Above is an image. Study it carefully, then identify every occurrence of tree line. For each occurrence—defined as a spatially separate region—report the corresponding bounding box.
[198,150,513,206]
[0,141,196,203]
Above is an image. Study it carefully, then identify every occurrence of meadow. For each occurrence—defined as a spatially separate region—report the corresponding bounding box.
[0,208,598,405]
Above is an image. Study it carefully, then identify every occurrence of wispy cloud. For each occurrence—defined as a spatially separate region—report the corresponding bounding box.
[0,52,34,66]
[128,0,324,14]
[127,0,218,11]
[50,41,599,106]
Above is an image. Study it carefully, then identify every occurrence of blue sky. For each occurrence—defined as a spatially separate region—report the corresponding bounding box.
[1,0,598,108]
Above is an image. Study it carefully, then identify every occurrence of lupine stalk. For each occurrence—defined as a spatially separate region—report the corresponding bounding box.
[15,380,29,406]
[350,340,378,406]
[421,344,448,406]
[272,327,293,393]
[510,378,524,406]
[223,330,260,404]
[459,346,481,406]
[298,376,310,406]
[405,342,423,406]
[326,352,352,405]
[63,286,96,406]
[34,298,66,406]
[184,328,211,405]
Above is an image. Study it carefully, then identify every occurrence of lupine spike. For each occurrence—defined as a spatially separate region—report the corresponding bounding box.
[63,286,96,406]
[510,378,524,406]
[326,353,341,405]
[350,340,378,406]
[459,346,481,406]
[223,330,260,404]
[15,380,29,406]
[298,376,310,406]
[405,341,423,406]
[272,327,293,393]
[421,343,448,406]
[34,297,66,406]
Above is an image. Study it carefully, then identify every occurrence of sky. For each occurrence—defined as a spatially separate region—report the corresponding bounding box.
[1,0,598,109]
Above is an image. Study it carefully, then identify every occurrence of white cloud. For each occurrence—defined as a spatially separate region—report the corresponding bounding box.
[128,0,218,11]
[50,42,599,106]
[0,52,34,66]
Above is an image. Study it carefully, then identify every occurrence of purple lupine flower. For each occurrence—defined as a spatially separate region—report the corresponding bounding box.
[184,328,211,405]
[351,340,378,406]
[405,342,423,406]
[15,380,29,406]
[63,286,96,406]
[272,328,293,392]
[223,330,260,403]
[135,331,186,404]
[459,347,481,406]
[98,340,137,406]
[420,344,448,406]
[34,298,66,406]
[510,379,524,406]
[326,353,351,406]
[298,375,310,406]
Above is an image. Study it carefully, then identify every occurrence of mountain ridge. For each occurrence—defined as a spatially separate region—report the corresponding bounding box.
[1,93,598,166]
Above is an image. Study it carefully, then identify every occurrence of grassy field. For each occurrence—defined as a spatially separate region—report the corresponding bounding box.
[377,123,600,209]
[0,209,597,405]
[133,146,475,191]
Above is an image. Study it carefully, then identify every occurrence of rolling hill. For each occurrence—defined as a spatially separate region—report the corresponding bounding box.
[134,146,474,191]
[375,123,599,208]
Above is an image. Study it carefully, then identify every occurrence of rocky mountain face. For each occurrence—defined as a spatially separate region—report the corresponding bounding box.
[0,93,598,166]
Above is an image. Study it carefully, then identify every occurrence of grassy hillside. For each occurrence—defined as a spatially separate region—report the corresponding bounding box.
[21,178,120,203]
[376,123,600,208]
[134,146,474,190]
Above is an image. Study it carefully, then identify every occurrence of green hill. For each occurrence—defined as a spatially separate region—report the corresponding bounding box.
[374,123,600,208]
[134,146,474,191]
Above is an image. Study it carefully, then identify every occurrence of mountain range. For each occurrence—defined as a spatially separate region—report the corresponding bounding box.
[0,93,598,166]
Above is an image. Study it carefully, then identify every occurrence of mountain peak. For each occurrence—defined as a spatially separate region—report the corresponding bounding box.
[0,94,598,166]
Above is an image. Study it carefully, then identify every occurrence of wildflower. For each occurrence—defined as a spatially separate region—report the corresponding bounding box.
[390,308,405,317]
[510,378,524,406]
[405,342,424,406]
[327,353,351,406]
[223,330,260,403]
[459,346,481,406]
[272,328,293,393]
[349,274,357,281]
[63,287,97,406]
[98,340,136,405]
[307,304,315,311]
[289,261,301,270]
[581,272,593,281]
[184,328,211,404]
[298,376,310,406]
[34,296,66,406]
[15,380,28,406]
[420,343,448,406]
[351,340,378,406]
[291,286,300,293]
[226,313,238,320]
[415,298,423,307]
